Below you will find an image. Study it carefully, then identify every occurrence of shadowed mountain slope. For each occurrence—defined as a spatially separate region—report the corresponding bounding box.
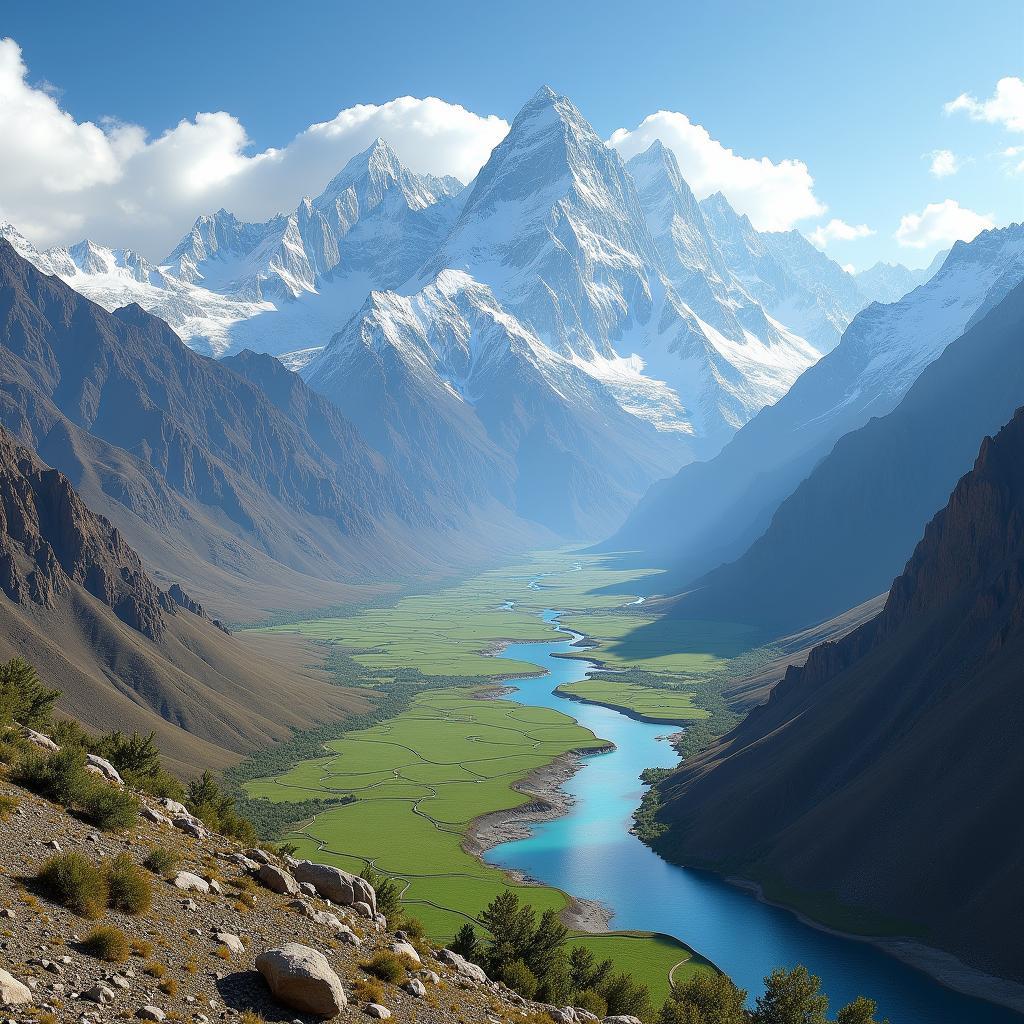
[667,279,1024,632]
[648,407,1024,984]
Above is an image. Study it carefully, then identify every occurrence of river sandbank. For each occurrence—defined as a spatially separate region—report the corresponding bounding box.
[463,746,615,932]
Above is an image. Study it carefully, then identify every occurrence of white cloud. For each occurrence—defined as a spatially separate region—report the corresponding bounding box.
[607,110,825,231]
[945,76,1024,132]
[842,263,856,274]
[928,149,960,177]
[0,37,508,258]
[809,218,874,248]
[1001,145,1024,174]
[895,199,995,249]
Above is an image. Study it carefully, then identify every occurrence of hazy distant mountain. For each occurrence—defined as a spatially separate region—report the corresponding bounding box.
[604,223,1024,583]
[649,404,1024,985]
[699,192,862,352]
[855,249,949,304]
[664,280,1024,632]
[0,240,517,617]
[305,269,693,537]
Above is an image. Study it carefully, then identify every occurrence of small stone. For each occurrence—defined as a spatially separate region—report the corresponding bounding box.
[86,833,100,844]
[403,979,426,998]
[418,970,440,985]
[189,928,203,937]
[110,977,130,991]
[141,806,171,826]
[0,909,14,919]
[365,1004,391,1020]
[209,879,224,895]
[138,1006,166,1021]
[181,899,200,912]
[83,985,115,1004]
[352,901,373,918]
[173,872,210,893]
[215,932,244,955]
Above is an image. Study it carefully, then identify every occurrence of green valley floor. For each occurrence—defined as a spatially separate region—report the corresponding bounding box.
[244,549,757,1000]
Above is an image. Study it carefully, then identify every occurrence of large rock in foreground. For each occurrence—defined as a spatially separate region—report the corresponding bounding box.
[292,860,376,914]
[255,943,347,1017]
[0,967,32,1006]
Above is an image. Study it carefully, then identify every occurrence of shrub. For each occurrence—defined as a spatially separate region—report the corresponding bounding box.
[36,852,109,918]
[158,978,178,996]
[361,950,410,984]
[186,771,256,842]
[91,731,185,800]
[12,746,90,804]
[82,925,131,963]
[575,989,608,1019]
[353,978,385,1004]
[240,1012,265,1024]
[450,922,479,960]
[144,961,166,979]
[361,865,401,920]
[0,730,30,766]
[106,854,153,915]
[503,959,539,1000]
[130,938,154,958]
[0,794,19,820]
[142,847,180,877]
[0,658,59,729]
[79,783,139,831]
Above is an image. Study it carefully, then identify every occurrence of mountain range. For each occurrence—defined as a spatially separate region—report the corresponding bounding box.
[665,279,1024,633]
[605,222,1024,584]
[647,403,1024,986]
[1,88,948,542]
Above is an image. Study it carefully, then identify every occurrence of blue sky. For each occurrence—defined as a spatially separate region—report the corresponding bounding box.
[2,0,1021,269]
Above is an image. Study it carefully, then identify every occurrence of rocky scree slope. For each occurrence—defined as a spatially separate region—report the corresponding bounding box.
[0,742,623,1024]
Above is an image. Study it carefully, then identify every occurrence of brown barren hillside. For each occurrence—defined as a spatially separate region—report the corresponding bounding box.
[0,420,367,772]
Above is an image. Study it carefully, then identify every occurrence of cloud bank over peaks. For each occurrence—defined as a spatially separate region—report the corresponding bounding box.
[895,199,995,249]
[607,109,826,231]
[0,37,509,257]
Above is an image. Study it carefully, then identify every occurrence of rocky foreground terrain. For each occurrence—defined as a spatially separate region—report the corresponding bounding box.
[0,731,621,1024]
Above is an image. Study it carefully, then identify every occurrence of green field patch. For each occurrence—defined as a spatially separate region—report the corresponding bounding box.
[560,613,760,673]
[568,932,707,1003]
[558,679,709,724]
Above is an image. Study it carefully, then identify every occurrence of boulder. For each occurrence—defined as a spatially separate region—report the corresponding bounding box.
[435,948,487,984]
[403,979,426,998]
[365,1005,391,1019]
[173,815,206,838]
[138,1007,166,1021]
[255,943,347,1017]
[20,728,59,752]
[215,932,244,955]
[159,798,189,816]
[292,861,376,914]
[352,901,373,918]
[84,984,115,1004]
[603,1018,643,1024]
[172,872,210,893]
[574,1011,599,1024]
[141,805,171,826]
[548,1009,576,1024]
[85,754,124,786]
[257,863,300,895]
[0,968,31,1006]
[299,882,318,898]
[391,940,421,966]
[246,848,274,865]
